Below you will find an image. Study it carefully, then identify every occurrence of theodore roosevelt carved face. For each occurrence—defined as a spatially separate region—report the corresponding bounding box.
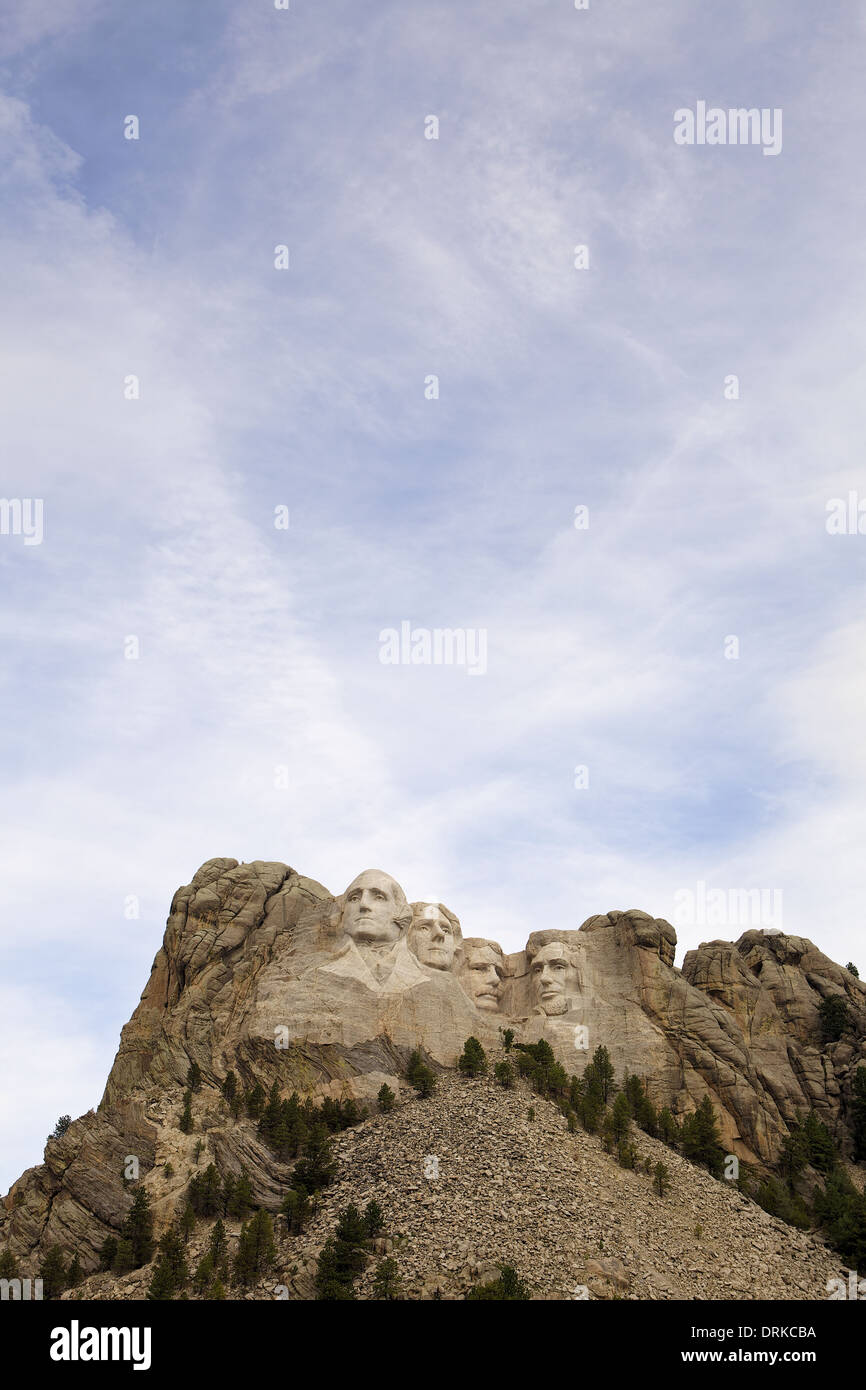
[460,940,505,1012]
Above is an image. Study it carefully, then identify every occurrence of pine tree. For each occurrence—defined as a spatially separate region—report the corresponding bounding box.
[123,1187,154,1266]
[48,1115,72,1141]
[653,1162,670,1197]
[611,1092,631,1145]
[814,1171,866,1265]
[405,1048,424,1084]
[405,1048,437,1093]
[494,1061,515,1089]
[641,1099,658,1138]
[233,1210,276,1286]
[179,1089,193,1133]
[363,1199,385,1238]
[222,1071,238,1106]
[66,1253,83,1288]
[97,1237,117,1272]
[846,962,859,979]
[315,1206,370,1299]
[780,1120,809,1181]
[501,1029,515,1052]
[413,1065,436,1098]
[851,1066,866,1162]
[189,1163,223,1217]
[249,1209,276,1273]
[372,1256,401,1300]
[245,1082,266,1120]
[547,1062,569,1097]
[226,1169,255,1220]
[38,1245,68,1299]
[315,1238,356,1300]
[0,1249,19,1280]
[458,1036,488,1078]
[589,1046,616,1103]
[147,1256,176,1301]
[193,1253,214,1296]
[157,1228,189,1292]
[260,1082,283,1141]
[112,1238,134,1274]
[291,1125,336,1193]
[180,1203,196,1243]
[186,1061,203,1092]
[680,1096,725,1177]
[207,1277,226,1299]
[336,1203,368,1247]
[282,1188,312,1235]
[344,1097,363,1126]
[657,1106,679,1147]
[624,1073,657,1134]
[802,1110,836,1174]
[208,1218,229,1272]
[377,1083,396,1113]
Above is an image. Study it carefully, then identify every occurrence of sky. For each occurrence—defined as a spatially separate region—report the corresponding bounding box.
[1,0,866,1194]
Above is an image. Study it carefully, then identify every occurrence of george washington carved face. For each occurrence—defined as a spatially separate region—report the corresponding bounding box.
[340,870,411,947]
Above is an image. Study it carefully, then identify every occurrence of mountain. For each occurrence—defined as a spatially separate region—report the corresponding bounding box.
[2,856,864,1299]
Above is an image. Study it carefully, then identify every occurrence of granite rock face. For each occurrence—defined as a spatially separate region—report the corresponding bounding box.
[2,858,865,1274]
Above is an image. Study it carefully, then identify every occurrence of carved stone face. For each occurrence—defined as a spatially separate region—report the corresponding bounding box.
[409,905,458,971]
[531,941,580,1016]
[462,944,504,1011]
[342,870,406,946]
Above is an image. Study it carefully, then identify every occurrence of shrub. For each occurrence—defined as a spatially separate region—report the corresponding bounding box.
[819,995,850,1044]
[467,1265,531,1300]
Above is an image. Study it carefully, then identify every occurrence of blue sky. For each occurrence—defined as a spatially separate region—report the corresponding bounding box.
[2,0,866,1193]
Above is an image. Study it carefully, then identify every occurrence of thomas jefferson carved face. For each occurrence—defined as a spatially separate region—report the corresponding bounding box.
[341,870,409,947]
[461,943,504,1011]
[530,941,581,1016]
[409,904,461,971]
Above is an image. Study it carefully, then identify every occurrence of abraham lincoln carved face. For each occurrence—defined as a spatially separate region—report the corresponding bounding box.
[527,939,583,1016]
